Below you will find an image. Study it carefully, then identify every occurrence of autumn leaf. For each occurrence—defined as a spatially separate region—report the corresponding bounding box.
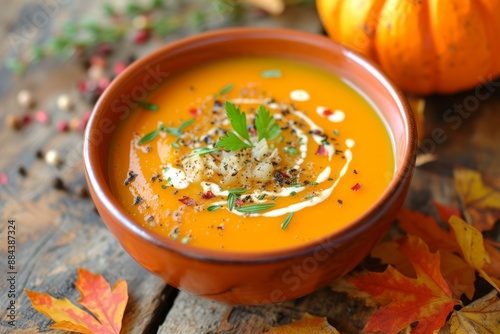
[350,235,459,334]
[25,267,128,334]
[265,314,339,333]
[448,216,500,292]
[454,167,500,231]
[448,290,500,333]
[484,240,500,280]
[433,201,461,223]
[372,239,476,300]
[398,208,461,254]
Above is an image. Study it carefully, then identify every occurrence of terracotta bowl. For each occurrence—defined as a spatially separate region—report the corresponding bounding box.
[83,27,416,305]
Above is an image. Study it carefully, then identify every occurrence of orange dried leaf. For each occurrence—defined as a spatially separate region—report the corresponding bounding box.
[454,167,500,231]
[398,208,460,254]
[439,250,476,300]
[448,290,500,333]
[372,240,475,300]
[448,216,500,292]
[484,240,500,280]
[25,268,128,334]
[265,314,339,333]
[371,240,415,277]
[433,201,461,223]
[370,237,476,299]
[349,236,457,334]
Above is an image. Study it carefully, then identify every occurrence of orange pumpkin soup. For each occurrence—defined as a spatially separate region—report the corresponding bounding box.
[108,57,394,252]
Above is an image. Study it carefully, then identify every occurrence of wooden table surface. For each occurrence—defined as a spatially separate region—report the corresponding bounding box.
[1,1,500,333]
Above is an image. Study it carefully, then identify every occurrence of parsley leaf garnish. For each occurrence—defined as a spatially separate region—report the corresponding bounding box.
[216,131,253,151]
[215,102,281,152]
[216,102,253,151]
[225,102,251,142]
[255,106,280,141]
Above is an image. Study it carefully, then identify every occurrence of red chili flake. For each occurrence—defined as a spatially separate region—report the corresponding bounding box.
[315,145,328,156]
[235,199,244,207]
[249,126,257,136]
[322,109,333,116]
[189,108,199,117]
[0,173,8,186]
[133,29,151,44]
[351,183,362,191]
[113,61,127,76]
[279,171,290,179]
[57,120,69,132]
[179,196,197,206]
[202,190,215,199]
[35,110,50,124]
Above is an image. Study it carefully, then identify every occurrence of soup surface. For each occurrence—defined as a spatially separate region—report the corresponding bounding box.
[109,57,394,252]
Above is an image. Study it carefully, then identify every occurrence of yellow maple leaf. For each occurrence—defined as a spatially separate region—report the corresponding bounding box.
[448,290,500,333]
[448,216,500,292]
[454,167,500,231]
[265,314,340,333]
[25,267,128,334]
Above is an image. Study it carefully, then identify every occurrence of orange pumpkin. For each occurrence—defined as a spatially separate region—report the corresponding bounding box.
[317,0,500,94]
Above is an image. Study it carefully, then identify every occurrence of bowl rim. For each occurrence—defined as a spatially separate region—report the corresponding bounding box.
[83,27,417,263]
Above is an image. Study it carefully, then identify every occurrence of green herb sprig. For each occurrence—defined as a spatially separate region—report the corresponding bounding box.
[215,102,281,152]
[136,100,159,111]
[138,118,195,145]
[235,203,276,213]
[281,212,294,230]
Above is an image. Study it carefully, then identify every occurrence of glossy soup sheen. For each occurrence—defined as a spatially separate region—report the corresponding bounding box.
[108,57,395,252]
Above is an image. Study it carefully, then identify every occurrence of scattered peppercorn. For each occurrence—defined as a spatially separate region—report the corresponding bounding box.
[76,185,89,198]
[133,196,143,205]
[36,150,44,159]
[17,166,27,177]
[124,171,138,185]
[52,177,65,190]
[5,114,22,130]
[337,199,343,204]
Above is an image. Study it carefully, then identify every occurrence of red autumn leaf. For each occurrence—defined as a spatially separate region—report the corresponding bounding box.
[454,167,500,231]
[351,183,362,191]
[350,235,458,334]
[372,239,476,300]
[433,200,461,222]
[179,196,196,206]
[315,145,328,156]
[397,208,461,254]
[25,267,128,334]
[202,190,215,199]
